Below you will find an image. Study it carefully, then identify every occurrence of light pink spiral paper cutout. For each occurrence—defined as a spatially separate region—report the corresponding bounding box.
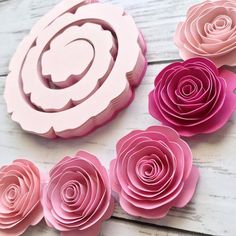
[4,0,147,138]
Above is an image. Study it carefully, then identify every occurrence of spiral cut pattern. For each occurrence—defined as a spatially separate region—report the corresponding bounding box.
[4,0,147,138]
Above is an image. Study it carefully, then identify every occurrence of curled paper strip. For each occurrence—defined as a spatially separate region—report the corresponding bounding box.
[175,0,236,67]
[4,0,147,138]
[149,58,236,137]
[110,126,199,219]
[0,159,43,236]
[42,151,114,236]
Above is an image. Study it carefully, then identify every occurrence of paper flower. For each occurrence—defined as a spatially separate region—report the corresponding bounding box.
[110,126,199,219]
[175,0,236,67]
[0,159,43,236]
[4,0,147,138]
[149,58,236,137]
[42,151,114,236]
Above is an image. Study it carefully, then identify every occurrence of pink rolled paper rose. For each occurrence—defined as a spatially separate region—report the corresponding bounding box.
[175,0,236,67]
[110,126,199,219]
[149,57,236,137]
[42,151,114,236]
[0,159,43,236]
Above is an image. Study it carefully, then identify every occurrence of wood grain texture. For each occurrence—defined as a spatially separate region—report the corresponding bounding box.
[22,218,200,236]
[0,0,202,75]
[0,0,236,236]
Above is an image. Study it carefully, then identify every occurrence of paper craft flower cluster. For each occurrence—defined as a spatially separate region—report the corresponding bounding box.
[4,0,147,138]
[3,0,236,235]
[150,0,236,136]
[0,126,199,236]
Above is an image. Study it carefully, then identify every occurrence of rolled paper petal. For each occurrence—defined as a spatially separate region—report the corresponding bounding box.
[41,151,114,236]
[174,0,236,67]
[4,0,147,138]
[0,159,44,236]
[148,57,236,137]
[110,126,199,219]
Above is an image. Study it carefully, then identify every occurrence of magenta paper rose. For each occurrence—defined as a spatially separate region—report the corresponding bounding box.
[0,159,43,236]
[175,0,236,67]
[110,126,199,219]
[149,57,236,137]
[42,151,114,236]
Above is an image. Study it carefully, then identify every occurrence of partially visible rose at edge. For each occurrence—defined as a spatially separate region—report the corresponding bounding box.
[0,159,43,236]
[175,0,236,67]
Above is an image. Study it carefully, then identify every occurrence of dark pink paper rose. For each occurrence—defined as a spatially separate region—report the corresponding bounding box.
[0,159,43,236]
[42,151,114,236]
[149,58,236,137]
[110,126,199,219]
[175,0,236,67]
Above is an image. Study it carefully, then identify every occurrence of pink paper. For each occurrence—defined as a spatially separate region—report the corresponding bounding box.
[110,126,199,219]
[149,57,236,137]
[0,159,43,236]
[4,0,147,138]
[42,151,114,236]
[174,0,236,67]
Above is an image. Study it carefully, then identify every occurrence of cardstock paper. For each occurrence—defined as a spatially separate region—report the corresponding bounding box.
[4,0,147,138]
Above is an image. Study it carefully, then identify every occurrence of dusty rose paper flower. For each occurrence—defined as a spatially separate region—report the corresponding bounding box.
[149,58,236,137]
[175,0,236,67]
[0,159,43,236]
[42,151,114,236]
[110,126,199,219]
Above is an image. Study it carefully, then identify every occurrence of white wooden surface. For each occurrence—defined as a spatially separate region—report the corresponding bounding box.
[0,0,236,236]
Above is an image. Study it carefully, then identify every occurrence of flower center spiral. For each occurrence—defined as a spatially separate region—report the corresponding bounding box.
[212,15,232,30]
[175,76,203,101]
[61,181,81,204]
[3,184,19,205]
[136,155,161,182]
[204,15,233,40]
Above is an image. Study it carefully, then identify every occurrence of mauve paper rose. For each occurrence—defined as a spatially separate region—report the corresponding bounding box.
[0,159,43,236]
[110,126,199,219]
[42,151,114,236]
[175,0,236,67]
[149,58,236,137]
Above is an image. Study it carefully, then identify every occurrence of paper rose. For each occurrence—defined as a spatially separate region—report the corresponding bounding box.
[149,58,236,137]
[42,151,114,236]
[175,0,236,67]
[0,159,43,236]
[4,0,147,138]
[110,126,199,219]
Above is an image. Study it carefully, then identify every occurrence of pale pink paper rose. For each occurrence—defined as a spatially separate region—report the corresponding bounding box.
[148,57,236,137]
[42,151,114,236]
[175,0,236,67]
[0,159,44,236]
[110,126,199,219]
